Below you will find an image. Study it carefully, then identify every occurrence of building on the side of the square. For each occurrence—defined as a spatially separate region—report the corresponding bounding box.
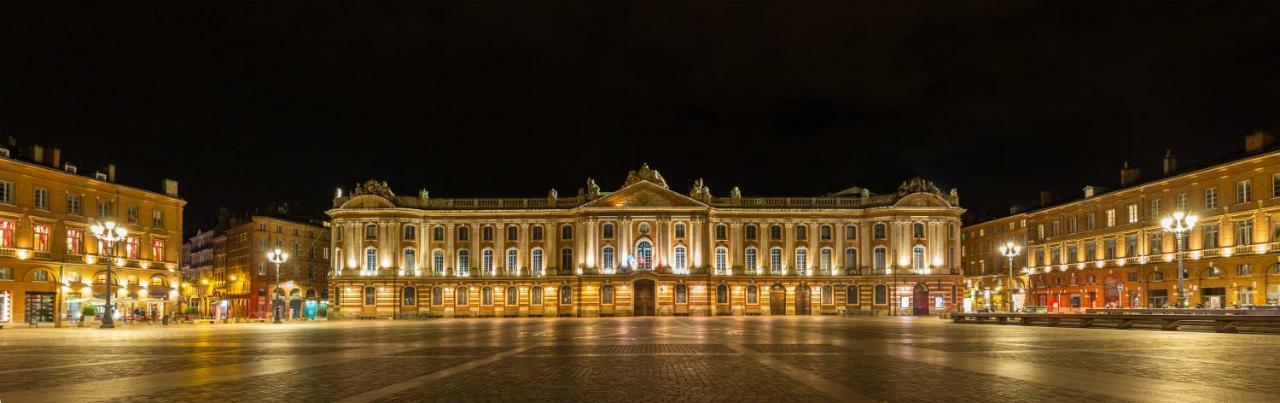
[181,206,331,320]
[0,140,185,326]
[959,212,1028,310]
[326,165,965,318]
[965,130,1280,312]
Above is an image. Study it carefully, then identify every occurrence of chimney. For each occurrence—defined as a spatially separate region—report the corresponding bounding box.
[163,179,179,197]
[30,144,44,164]
[1162,149,1177,175]
[107,164,116,182]
[1039,190,1053,207]
[1245,130,1275,152]
[1083,186,1098,199]
[1120,161,1141,186]
[47,148,61,169]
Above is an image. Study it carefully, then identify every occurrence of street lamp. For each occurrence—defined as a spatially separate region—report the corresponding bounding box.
[1161,211,1198,308]
[998,242,1022,312]
[90,221,127,329]
[267,248,289,323]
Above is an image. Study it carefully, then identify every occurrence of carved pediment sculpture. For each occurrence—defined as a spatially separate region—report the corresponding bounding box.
[623,163,668,188]
[352,180,395,199]
[895,177,941,198]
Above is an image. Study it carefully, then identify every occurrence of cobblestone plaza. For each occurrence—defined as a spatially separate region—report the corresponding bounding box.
[2,317,1277,402]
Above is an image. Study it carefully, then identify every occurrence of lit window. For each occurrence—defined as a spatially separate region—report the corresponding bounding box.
[745,247,758,272]
[913,245,926,270]
[673,245,687,272]
[531,248,544,273]
[714,247,727,274]
[457,250,470,276]
[602,246,614,270]
[33,223,51,252]
[769,248,782,274]
[403,249,416,271]
[559,285,572,305]
[482,249,494,275]
[151,239,165,261]
[746,284,758,304]
[403,287,417,306]
[507,248,519,273]
[66,229,84,254]
[1237,180,1252,204]
[365,248,377,271]
[1205,187,1218,209]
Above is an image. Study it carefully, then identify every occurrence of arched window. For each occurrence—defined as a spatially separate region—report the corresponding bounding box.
[717,284,729,304]
[457,250,470,276]
[819,248,832,272]
[602,246,615,270]
[506,248,519,274]
[673,245,687,272]
[482,287,493,305]
[403,248,416,272]
[846,285,859,304]
[874,223,887,240]
[482,226,494,241]
[745,224,758,240]
[601,284,614,304]
[404,225,416,240]
[363,286,376,306]
[770,225,782,240]
[745,247,758,272]
[531,225,544,240]
[561,224,573,240]
[844,248,858,270]
[482,249,494,275]
[913,245,926,270]
[365,224,377,240]
[507,226,518,241]
[769,247,783,274]
[873,246,887,270]
[364,247,377,271]
[795,247,808,273]
[561,248,573,271]
[433,225,445,241]
[531,286,544,305]
[432,287,443,305]
[636,240,653,270]
[403,286,417,306]
[457,226,469,241]
[433,249,445,275]
[746,284,758,304]
[795,225,807,240]
[715,224,727,240]
[845,225,858,240]
[820,225,832,240]
[714,247,727,274]
[874,284,887,305]
[913,222,926,239]
[674,223,686,238]
[822,285,833,305]
[455,287,468,305]
[559,285,572,305]
[531,248,544,273]
[602,223,614,239]
[506,286,518,305]
[675,284,687,304]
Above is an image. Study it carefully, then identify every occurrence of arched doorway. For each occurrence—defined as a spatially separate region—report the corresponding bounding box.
[289,289,303,319]
[633,279,655,316]
[795,284,811,315]
[769,283,786,315]
[912,283,930,315]
[1104,275,1120,307]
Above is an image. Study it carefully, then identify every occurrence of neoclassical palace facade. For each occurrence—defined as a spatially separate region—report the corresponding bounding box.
[327,165,964,318]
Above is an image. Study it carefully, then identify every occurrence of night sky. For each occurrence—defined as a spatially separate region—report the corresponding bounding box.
[2,2,1276,233]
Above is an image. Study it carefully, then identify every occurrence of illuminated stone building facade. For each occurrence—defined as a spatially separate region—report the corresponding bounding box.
[183,211,330,320]
[0,142,184,326]
[960,213,1028,310]
[968,132,1280,311]
[327,165,964,318]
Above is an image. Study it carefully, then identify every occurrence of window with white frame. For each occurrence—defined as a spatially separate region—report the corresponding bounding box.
[1106,209,1116,227]
[1237,180,1252,204]
[433,250,445,275]
[1236,219,1253,246]
[845,248,857,270]
[365,248,377,271]
[403,248,416,272]
[794,247,807,273]
[68,194,82,215]
[1150,199,1161,220]
[457,250,470,276]
[845,224,857,240]
[34,187,49,209]
[1205,187,1218,209]
[531,248,544,273]
[673,245,687,272]
[482,249,494,275]
[874,246,887,270]
[769,247,782,273]
[819,248,832,271]
[0,181,12,204]
[913,245,926,270]
[602,246,615,270]
[715,247,727,274]
[745,247,758,272]
[507,248,519,273]
[1127,204,1138,223]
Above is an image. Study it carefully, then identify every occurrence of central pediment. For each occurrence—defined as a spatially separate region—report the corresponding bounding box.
[582,181,706,209]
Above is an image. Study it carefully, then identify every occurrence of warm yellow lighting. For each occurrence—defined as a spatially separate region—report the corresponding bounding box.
[84,255,97,264]
[114,258,125,266]
[16,249,29,260]
[139,262,150,269]
[139,280,148,287]
[229,274,237,281]
[1222,247,1233,257]
[1256,244,1268,253]
[200,278,209,285]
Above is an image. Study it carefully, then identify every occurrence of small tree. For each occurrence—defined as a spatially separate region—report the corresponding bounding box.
[81,305,98,318]
[185,307,200,316]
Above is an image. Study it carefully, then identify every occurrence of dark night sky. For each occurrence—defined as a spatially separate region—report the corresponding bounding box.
[2,2,1276,233]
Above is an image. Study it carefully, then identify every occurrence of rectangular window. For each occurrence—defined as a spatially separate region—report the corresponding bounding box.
[1148,233,1162,255]
[0,181,12,204]
[33,223,50,252]
[1087,213,1096,230]
[1104,239,1116,259]
[152,239,166,261]
[1106,209,1116,227]
[1125,235,1138,257]
[34,187,49,209]
[1067,244,1078,263]
[1068,217,1077,233]
[845,225,857,239]
[152,210,165,228]
[1150,199,1161,220]
[1086,241,1096,261]
[125,236,139,259]
[1205,187,1218,209]
[1237,264,1253,276]
[1237,180,1252,204]
[717,225,729,240]
[1051,221,1060,236]
[67,229,84,254]
[1176,193,1188,211]
[67,195,82,215]
[127,206,139,223]
[0,219,13,248]
[1127,204,1138,224]
[1274,174,1280,198]
[1203,224,1220,249]
[1037,224,1044,239]
[1236,219,1253,246]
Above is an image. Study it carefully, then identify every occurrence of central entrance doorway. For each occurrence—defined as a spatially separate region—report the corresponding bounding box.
[912,283,930,315]
[633,279,656,316]
[794,284,811,315]
[769,283,786,314]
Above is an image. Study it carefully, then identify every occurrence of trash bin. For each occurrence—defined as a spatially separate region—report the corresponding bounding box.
[162,316,170,326]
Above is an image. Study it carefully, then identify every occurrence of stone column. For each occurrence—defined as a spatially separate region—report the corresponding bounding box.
[519,223,530,275]
[445,223,455,276]
[495,222,506,275]
[783,222,794,275]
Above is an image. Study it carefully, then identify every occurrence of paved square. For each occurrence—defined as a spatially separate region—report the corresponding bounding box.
[1,317,1276,402]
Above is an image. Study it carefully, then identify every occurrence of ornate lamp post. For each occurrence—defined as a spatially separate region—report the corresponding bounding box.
[90,221,127,329]
[267,248,289,323]
[998,242,1022,312]
[1161,211,1198,308]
